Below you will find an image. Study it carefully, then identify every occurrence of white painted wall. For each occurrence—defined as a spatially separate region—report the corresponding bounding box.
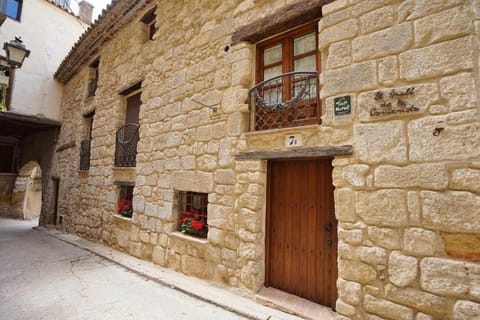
[0,0,87,120]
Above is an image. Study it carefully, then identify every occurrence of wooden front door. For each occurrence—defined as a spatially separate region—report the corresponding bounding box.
[266,159,337,308]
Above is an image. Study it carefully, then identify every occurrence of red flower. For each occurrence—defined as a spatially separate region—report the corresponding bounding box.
[190,220,205,230]
[193,213,200,220]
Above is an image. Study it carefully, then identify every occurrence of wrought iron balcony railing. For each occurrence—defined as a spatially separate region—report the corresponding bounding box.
[114,123,139,167]
[79,139,91,171]
[248,71,320,131]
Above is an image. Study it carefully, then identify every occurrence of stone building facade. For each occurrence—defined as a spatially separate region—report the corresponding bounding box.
[52,0,480,319]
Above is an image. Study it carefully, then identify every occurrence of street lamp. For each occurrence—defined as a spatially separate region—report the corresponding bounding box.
[3,37,30,68]
[0,37,30,111]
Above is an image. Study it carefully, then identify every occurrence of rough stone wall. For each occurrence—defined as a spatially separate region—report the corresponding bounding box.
[53,0,314,295]
[53,0,480,318]
[319,0,480,319]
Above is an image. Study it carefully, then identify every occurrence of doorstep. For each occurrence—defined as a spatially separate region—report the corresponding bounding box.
[34,225,303,320]
[256,287,337,320]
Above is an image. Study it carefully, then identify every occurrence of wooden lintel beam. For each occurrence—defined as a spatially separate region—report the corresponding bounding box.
[231,0,334,44]
[235,145,353,160]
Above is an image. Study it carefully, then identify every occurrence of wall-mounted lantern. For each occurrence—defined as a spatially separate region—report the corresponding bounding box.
[3,37,30,68]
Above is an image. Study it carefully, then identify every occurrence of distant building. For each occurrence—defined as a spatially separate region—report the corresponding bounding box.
[52,0,480,319]
[0,0,90,221]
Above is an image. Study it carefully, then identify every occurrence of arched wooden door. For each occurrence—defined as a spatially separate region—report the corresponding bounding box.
[265,158,337,308]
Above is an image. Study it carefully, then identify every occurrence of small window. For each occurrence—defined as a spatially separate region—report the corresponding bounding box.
[0,0,22,21]
[87,58,99,98]
[117,185,134,218]
[140,6,157,41]
[79,112,94,171]
[178,191,208,238]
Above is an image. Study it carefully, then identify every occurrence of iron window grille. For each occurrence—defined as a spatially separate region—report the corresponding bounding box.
[177,191,208,238]
[248,71,319,131]
[79,139,91,170]
[114,123,139,167]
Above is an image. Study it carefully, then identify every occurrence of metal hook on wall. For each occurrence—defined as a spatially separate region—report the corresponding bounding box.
[191,99,218,112]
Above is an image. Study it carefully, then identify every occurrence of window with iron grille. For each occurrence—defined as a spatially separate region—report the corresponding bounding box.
[79,112,94,170]
[115,88,141,167]
[178,191,208,238]
[249,23,320,131]
[140,6,157,41]
[117,185,133,218]
[87,58,99,98]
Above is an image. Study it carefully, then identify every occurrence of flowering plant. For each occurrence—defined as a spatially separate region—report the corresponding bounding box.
[178,209,208,238]
[117,199,133,218]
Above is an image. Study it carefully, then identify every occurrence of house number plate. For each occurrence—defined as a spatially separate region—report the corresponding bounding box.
[285,134,303,148]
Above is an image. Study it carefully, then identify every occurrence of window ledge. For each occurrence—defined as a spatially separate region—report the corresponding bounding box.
[112,213,133,222]
[170,231,208,245]
[244,124,321,137]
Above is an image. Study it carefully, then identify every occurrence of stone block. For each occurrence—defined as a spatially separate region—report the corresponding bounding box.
[440,73,477,112]
[214,169,235,185]
[132,196,145,213]
[322,0,348,15]
[367,226,401,250]
[342,164,369,187]
[335,188,356,223]
[404,228,441,256]
[239,208,261,232]
[375,164,448,190]
[337,278,362,306]
[356,190,408,227]
[352,23,412,61]
[357,246,388,266]
[364,294,414,320]
[172,171,214,193]
[421,191,480,233]
[414,5,472,47]
[208,204,233,230]
[420,257,480,297]
[319,19,359,49]
[385,284,450,317]
[408,116,480,162]
[351,0,396,17]
[378,56,398,85]
[145,203,158,217]
[327,40,352,69]
[322,61,377,98]
[182,255,206,278]
[388,251,418,287]
[450,169,480,193]
[453,300,480,320]
[399,36,473,81]
[398,0,463,21]
[339,259,377,284]
[336,299,356,317]
[360,6,394,34]
[152,246,166,266]
[442,233,480,261]
[354,121,407,164]
[338,227,363,245]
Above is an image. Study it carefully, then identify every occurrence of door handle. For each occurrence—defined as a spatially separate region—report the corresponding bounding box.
[327,239,333,247]
[324,223,333,232]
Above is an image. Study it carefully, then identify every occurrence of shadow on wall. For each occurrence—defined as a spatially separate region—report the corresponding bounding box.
[10,161,42,220]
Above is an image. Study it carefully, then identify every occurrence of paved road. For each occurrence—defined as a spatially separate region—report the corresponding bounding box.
[0,218,245,320]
